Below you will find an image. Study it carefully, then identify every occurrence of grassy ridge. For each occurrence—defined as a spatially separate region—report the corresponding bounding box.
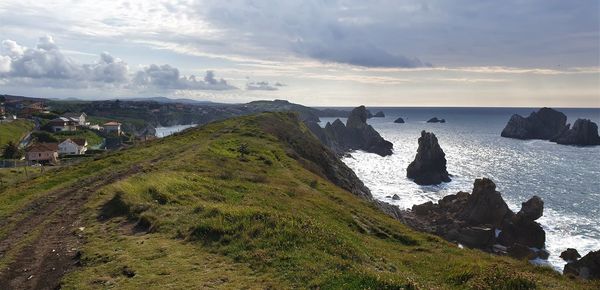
[0,120,34,149]
[1,113,597,289]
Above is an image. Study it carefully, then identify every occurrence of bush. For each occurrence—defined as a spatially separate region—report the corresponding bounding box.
[2,141,22,159]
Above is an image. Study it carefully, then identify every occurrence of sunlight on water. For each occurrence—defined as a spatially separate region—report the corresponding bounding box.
[322,107,600,271]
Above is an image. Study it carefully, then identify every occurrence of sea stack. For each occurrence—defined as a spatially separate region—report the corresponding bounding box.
[551,119,600,146]
[373,111,385,118]
[501,107,568,140]
[394,117,405,123]
[427,117,445,123]
[406,131,451,185]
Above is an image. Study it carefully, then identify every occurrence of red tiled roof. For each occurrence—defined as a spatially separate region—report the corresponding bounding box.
[27,143,58,152]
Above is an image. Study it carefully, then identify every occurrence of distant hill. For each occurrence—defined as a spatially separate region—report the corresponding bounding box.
[127,96,222,105]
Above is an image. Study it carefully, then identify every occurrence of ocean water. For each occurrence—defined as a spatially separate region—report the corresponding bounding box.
[321,107,600,271]
[155,124,197,138]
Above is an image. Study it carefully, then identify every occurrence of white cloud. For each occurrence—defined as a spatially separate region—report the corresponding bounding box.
[246,81,280,91]
[0,36,236,91]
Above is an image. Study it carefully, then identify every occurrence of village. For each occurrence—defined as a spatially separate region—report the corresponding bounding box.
[0,95,126,167]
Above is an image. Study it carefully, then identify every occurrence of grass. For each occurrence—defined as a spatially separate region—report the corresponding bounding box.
[53,128,104,146]
[0,119,34,149]
[1,112,598,289]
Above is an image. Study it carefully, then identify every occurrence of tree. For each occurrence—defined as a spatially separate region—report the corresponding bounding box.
[2,141,21,159]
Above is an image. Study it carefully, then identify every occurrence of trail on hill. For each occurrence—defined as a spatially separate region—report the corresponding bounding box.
[0,165,141,290]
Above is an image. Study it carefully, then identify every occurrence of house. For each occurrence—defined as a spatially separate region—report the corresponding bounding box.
[26,143,59,164]
[63,112,87,126]
[58,138,88,155]
[104,121,122,135]
[49,117,78,132]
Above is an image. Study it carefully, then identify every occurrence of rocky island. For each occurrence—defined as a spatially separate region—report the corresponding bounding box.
[501,107,600,146]
[373,111,385,118]
[427,117,446,123]
[406,131,451,185]
[307,106,393,156]
[394,117,405,123]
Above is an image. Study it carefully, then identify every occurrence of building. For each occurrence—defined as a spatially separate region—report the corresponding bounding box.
[58,138,88,155]
[63,112,87,126]
[104,121,122,135]
[49,117,78,132]
[26,143,59,164]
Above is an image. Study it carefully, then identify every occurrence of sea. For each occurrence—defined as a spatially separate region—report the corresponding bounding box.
[321,107,600,271]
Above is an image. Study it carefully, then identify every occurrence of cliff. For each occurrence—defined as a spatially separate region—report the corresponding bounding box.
[0,112,595,289]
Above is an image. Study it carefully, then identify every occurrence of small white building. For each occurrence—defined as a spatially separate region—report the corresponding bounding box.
[58,138,88,155]
[104,121,122,135]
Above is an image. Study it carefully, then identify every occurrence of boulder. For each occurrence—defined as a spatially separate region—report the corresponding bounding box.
[459,178,511,227]
[516,196,543,222]
[457,226,495,248]
[394,117,405,124]
[564,250,600,280]
[373,111,385,118]
[497,220,545,249]
[560,248,581,262]
[406,131,451,185]
[412,201,434,215]
[507,243,537,260]
[392,194,400,200]
[501,107,568,140]
[427,117,445,123]
[551,119,600,146]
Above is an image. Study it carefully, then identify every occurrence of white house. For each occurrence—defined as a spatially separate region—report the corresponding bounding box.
[58,138,88,155]
[63,112,87,126]
[104,121,122,135]
[49,117,77,132]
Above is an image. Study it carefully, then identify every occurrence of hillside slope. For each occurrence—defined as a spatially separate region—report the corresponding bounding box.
[0,119,34,148]
[0,113,597,289]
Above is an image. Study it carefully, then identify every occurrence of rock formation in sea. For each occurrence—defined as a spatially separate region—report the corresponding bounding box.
[551,119,600,146]
[373,111,385,118]
[427,117,445,123]
[560,248,581,262]
[563,250,600,280]
[394,117,405,124]
[406,131,451,185]
[306,106,393,157]
[501,107,568,140]
[403,178,548,260]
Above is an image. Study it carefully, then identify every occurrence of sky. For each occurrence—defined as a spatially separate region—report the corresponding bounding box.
[0,0,599,107]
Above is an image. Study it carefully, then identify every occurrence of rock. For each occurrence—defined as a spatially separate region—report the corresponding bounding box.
[457,226,495,248]
[551,119,600,146]
[122,266,136,278]
[373,111,385,118]
[412,201,434,215]
[501,107,568,140]
[459,178,510,227]
[516,196,544,222]
[406,131,451,185]
[507,243,537,260]
[427,117,445,123]
[564,250,600,280]
[561,248,581,262]
[306,106,394,156]
[392,194,400,200]
[497,218,545,249]
[394,117,405,124]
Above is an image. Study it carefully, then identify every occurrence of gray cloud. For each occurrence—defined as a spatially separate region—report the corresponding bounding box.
[246,81,281,91]
[0,36,235,91]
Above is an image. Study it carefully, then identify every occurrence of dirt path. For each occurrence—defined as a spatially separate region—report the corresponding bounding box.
[0,165,141,290]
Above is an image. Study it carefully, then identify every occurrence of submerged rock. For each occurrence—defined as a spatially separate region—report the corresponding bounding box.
[564,250,600,280]
[373,111,385,118]
[394,117,405,124]
[551,119,600,146]
[560,248,582,262]
[501,107,568,140]
[406,131,451,185]
[427,117,446,123]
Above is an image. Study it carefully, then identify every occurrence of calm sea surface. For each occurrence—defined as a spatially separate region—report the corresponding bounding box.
[321,107,600,270]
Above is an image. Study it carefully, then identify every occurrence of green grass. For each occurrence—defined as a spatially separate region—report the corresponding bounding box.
[53,128,103,146]
[0,119,34,149]
[1,112,598,289]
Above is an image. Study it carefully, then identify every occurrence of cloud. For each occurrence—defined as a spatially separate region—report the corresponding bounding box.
[0,36,235,91]
[134,65,235,90]
[246,81,281,91]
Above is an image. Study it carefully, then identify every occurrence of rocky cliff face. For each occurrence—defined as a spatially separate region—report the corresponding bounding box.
[501,107,568,140]
[406,131,450,185]
[563,250,600,280]
[405,178,548,260]
[306,106,393,157]
[551,118,600,146]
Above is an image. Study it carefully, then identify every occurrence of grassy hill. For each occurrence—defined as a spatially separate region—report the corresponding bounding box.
[0,113,597,289]
[0,120,34,149]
